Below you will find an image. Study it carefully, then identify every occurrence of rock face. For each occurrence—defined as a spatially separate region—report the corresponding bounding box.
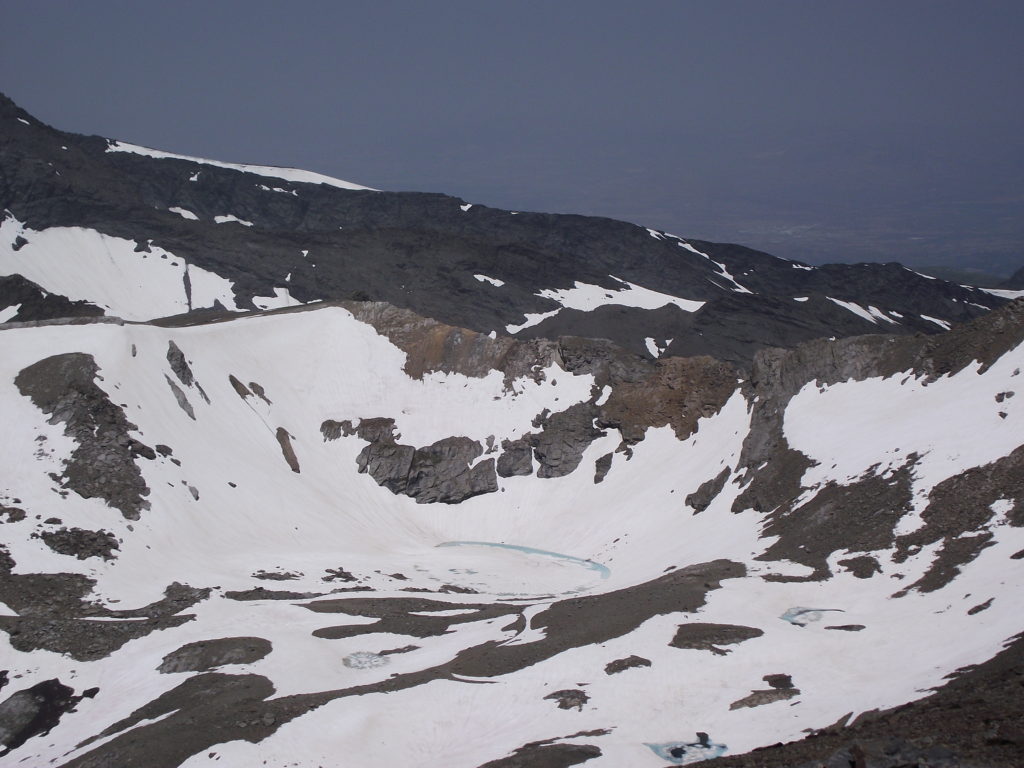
[0,93,1008,366]
[0,274,103,323]
[325,418,498,504]
[14,353,154,519]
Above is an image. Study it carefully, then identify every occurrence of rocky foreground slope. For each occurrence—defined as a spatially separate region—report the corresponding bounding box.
[1,94,1023,768]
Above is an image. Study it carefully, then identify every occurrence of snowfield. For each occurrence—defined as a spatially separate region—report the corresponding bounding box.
[1,301,1021,767]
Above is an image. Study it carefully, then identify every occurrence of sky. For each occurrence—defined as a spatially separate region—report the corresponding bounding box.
[3,0,1023,275]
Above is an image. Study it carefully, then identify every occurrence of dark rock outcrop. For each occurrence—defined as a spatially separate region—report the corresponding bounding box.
[15,353,154,519]
[158,637,273,673]
[40,527,119,560]
[670,623,764,655]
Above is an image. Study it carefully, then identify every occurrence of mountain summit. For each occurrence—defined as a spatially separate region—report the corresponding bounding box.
[1,95,1023,768]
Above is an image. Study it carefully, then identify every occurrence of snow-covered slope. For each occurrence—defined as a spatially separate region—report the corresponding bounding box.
[1,299,1022,767]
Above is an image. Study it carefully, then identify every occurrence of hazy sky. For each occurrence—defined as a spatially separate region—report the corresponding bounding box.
[3,0,1023,273]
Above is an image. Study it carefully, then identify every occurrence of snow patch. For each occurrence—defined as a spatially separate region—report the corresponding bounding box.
[827,297,897,325]
[538,276,704,313]
[253,287,301,311]
[0,303,21,323]
[0,217,238,319]
[169,207,199,221]
[258,184,298,196]
[677,241,752,293]
[921,315,952,330]
[107,140,375,191]
[506,310,559,334]
[981,288,1024,300]
[506,277,702,335]
[474,274,505,287]
[214,215,254,227]
[644,338,673,358]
